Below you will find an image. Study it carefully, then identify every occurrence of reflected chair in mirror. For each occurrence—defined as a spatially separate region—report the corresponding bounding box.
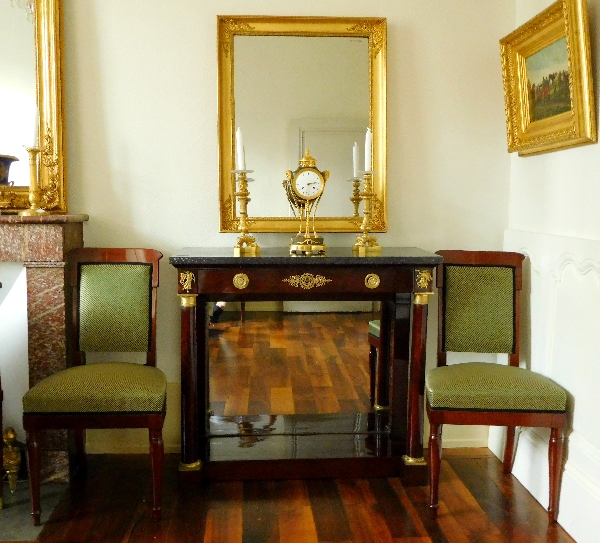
[426,250,567,522]
[22,248,166,525]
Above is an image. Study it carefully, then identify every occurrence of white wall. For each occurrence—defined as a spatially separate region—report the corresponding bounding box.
[494,1,600,540]
[0,264,29,439]
[52,0,514,454]
[3,0,514,475]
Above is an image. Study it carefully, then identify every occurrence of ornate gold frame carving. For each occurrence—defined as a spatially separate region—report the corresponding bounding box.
[217,16,387,232]
[0,0,66,213]
[499,0,596,156]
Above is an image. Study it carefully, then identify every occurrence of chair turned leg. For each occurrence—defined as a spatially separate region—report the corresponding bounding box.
[548,427,565,523]
[428,422,443,519]
[503,426,516,474]
[368,345,377,406]
[149,428,164,521]
[26,430,42,526]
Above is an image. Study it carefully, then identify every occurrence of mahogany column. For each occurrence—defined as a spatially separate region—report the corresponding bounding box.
[0,214,88,481]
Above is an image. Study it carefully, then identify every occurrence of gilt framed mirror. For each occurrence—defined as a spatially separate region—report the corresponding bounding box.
[218,16,387,233]
[0,0,66,213]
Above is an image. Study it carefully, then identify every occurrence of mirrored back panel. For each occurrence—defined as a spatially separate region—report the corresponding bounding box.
[218,16,387,233]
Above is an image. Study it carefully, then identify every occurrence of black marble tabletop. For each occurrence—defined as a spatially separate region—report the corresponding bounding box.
[169,246,442,267]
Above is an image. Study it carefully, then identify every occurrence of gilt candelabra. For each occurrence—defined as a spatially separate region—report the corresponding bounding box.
[233,170,260,256]
[352,171,381,256]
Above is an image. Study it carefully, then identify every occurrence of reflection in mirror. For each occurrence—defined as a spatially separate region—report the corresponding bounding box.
[218,16,387,233]
[0,0,66,214]
[0,0,36,186]
[235,35,369,218]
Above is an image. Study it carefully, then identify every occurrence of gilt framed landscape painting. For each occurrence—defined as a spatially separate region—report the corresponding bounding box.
[500,0,596,156]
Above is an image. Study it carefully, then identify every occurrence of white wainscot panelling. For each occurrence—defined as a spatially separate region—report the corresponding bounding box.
[501,229,600,542]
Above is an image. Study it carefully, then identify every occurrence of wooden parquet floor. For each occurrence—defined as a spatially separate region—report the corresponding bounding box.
[29,312,576,543]
[34,451,576,543]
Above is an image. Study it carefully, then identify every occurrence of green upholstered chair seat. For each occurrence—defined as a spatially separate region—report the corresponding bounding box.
[368,319,380,337]
[426,362,566,412]
[23,362,167,414]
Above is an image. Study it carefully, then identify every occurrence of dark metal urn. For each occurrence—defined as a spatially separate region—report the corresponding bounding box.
[0,155,19,186]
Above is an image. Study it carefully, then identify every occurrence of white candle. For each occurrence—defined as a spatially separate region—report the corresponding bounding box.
[364,127,372,172]
[235,127,245,170]
[32,108,40,148]
[352,142,358,178]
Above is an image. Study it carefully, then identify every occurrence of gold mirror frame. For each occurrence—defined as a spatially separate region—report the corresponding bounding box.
[218,16,387,233]
[0,0,66,214]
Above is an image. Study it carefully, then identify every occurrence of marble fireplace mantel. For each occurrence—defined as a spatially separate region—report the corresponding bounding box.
[0,214,88,481]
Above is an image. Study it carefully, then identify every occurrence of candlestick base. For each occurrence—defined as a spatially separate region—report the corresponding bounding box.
[352,236,382,256]
[234,234,260,257]
[19,206,50,217]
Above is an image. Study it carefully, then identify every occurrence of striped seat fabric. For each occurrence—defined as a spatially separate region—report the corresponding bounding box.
[426,362,566,412]
[368,319,380,337]
[23,363,166,414]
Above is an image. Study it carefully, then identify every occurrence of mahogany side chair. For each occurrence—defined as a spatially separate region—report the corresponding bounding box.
[22,248,166,525]
[426,250,567,522]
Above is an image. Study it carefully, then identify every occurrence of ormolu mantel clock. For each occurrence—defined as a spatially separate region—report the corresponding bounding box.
[283,150,329,255]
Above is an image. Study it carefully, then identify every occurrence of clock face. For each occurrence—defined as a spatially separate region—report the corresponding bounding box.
[294,169,323,200]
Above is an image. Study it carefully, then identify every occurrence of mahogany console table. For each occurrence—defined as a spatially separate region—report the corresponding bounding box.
[170,247,442,485]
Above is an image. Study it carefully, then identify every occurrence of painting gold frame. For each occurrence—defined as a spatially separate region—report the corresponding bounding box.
[0,0,66,213]
[217,16,387,232]
[500,0,596,156]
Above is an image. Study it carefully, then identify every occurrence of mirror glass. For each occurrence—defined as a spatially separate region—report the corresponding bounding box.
[235,35,369,218]
[218,16,387,233]
[0,0,66,213]
[0,1,36,186]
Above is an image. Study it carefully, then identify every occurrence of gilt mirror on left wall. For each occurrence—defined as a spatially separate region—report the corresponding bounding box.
[0,0,66,213]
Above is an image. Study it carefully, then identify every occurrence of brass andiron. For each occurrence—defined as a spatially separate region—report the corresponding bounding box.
[233,170,260,256]
[3,427,21,496]
[18,146,49,217]
[352,171,381,256]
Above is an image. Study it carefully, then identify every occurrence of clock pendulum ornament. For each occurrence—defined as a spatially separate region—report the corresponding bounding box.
[283,149,329,256]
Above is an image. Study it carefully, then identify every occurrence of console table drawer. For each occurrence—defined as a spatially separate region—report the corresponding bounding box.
[187,267,415,295]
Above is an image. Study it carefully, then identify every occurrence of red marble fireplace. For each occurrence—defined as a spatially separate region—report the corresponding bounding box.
[0,214,88,481]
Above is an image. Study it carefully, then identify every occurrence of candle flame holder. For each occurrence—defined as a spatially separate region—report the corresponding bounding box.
[233,170,260,256]
[352,171,381,256]
[18,146,49,217]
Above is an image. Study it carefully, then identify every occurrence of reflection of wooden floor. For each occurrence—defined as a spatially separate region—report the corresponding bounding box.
[209,311,375,416]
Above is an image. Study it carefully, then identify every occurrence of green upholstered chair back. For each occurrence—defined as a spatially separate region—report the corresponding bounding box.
[78,263,152,352]
[441,263,516,355]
